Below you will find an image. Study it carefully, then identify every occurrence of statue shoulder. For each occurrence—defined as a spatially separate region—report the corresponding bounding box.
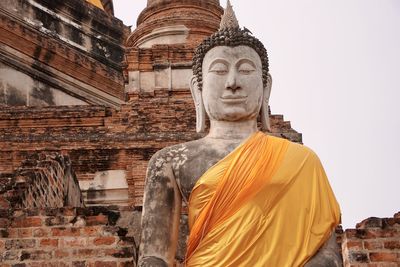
[147,139,206,178]
[284,140,320,158]
[280,140,324,168]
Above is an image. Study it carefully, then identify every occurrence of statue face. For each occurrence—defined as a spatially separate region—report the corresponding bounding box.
[201,46,264,122]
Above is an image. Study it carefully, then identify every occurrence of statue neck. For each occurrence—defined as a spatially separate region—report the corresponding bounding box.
[207,119,258,141]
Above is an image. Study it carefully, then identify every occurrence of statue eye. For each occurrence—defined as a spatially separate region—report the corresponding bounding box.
[209,63,228,75]
[238,62,255,74]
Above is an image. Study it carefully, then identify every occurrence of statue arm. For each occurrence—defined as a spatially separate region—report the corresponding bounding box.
[138,151,182,267]
[305,231,343,267]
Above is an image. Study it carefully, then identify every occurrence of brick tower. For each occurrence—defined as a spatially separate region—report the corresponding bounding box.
[125,0,223,94]
[128,0,222,47]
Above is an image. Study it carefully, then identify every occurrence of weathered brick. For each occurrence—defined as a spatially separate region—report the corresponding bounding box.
[348,251,370,263]
[11,217,42,228]
[364,240,383,250]
[20,250,52,261]
[383,240,400,249]
[59,237,87,247]
[86,215,109,226]
[353,229,398,239]
[117,237,136,247]
[93,236,115,246]
[102,226,122,236]
[25,209,40,217]
[82,226,101,236]
[1,250,19,261]
[40,238,59,247]
[61,208,77,217]
[0,209,10,219]
[33,228,50,237]
[28,262,69,267]
[51,227,80,237]
[369,264,398,267]
[43,208,64,217]
[6,229,17,238]
[117,262,136,267]
[369,252,398,262]
[93,261,117,267]
[45,216,71,226]
[0,218,9,226]
[106,247,136,258]
[73,248,96,258]
[357,217,383,229]
[72,261,87,267]
[17,228,32,238]
[345,240,363,250]
[5,239,36,250]
[0,229,9,238]
[54,249,70,258]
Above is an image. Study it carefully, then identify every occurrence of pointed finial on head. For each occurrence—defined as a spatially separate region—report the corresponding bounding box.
[219,0,240,30]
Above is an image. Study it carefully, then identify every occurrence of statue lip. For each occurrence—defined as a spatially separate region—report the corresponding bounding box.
[220,95,247,103]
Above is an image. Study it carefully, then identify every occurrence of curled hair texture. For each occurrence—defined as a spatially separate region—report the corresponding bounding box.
[192,27,269,90]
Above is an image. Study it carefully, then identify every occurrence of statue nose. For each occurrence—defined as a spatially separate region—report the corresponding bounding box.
[225,72,240,91]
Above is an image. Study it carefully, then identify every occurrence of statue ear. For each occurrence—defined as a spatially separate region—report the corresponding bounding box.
[190,76,206,133]
[261,73,272,132]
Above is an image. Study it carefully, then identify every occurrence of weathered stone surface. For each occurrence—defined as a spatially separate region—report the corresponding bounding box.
[79,170,129,206]
[0,0,129,107]
[127,0,223,48]
[0,152,83,209]
[0,62,88,106]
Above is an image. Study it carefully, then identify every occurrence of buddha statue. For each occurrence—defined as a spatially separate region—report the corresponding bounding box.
[138,1,342,266]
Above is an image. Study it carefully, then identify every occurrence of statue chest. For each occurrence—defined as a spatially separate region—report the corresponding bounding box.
[172,146,235,202]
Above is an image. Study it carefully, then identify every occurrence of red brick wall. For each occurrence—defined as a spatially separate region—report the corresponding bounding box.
[0,207,138,267]
[342,212,400,266]
[1,208,399,266]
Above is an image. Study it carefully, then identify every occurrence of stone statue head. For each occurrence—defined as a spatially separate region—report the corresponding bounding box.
[190,0,272,133]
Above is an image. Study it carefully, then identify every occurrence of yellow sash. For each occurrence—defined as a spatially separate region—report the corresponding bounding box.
[86,0,104,10]
[186,132,340,267]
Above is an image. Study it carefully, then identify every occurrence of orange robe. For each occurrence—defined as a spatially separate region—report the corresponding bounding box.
[186,132,340,267]
[86,0,104,9]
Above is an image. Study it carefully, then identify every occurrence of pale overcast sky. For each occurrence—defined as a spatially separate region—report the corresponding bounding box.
[112,0,400,229]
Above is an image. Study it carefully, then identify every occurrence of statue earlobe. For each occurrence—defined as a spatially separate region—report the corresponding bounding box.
[190,76,206,133]
[261,73,272,132]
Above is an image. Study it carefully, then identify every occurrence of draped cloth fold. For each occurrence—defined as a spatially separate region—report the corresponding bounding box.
[186,132,340,267]
[86,0,104,9]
